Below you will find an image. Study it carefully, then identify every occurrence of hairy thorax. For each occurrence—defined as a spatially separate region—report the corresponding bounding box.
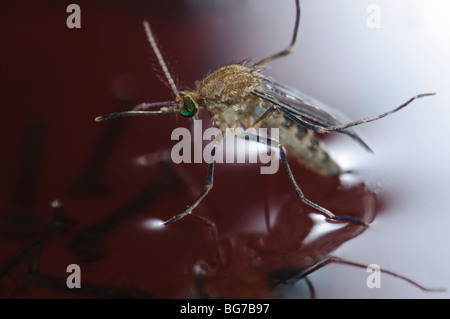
[189,64,342,176]
[194,64,264,131]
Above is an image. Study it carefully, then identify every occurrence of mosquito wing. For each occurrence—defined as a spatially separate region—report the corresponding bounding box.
[253,77,373,152]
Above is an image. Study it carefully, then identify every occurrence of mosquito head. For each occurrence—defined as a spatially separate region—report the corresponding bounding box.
[178,91,199,118]
[93,93,203,122]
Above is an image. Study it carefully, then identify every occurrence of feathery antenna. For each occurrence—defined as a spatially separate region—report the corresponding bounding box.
[143,21,180,97]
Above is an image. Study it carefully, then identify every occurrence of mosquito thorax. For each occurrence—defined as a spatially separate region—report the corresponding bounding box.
[194,64,264,129]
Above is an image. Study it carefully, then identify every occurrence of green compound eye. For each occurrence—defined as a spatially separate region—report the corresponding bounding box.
[180,95,198,117]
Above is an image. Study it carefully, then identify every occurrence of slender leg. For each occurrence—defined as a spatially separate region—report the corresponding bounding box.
[250,105,278,129]
[255,0,300,66]
[254,90,436,134]
[287,255,445,298]
[293,256,445,293]
[233,128,366,226]
[312,93,435,133]
[163,146,216,225]
[278,143,368,226]
[331,256,446,292]
[327,257,445,292]
[304,277,316,299]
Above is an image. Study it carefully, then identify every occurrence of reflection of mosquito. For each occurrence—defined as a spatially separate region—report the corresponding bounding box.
[96,0,434,226]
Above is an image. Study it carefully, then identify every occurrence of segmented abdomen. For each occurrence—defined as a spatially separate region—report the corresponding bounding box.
[263,111,343,176]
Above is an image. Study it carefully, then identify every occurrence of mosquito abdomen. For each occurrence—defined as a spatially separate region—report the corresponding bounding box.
[265,113,343,176]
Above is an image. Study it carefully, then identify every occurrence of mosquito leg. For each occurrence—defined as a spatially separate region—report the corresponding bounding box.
[141,149,214,222]
[291,255,444,297]
[278,143,368,226]
[250,105,278,129]
[270,93,436,134]
[304,277,316,299]
[330,256,446,292]
[316,93,436,133]
[163,146,216,225]
[233,127,367,226]
[254,0,300,66]
[294,257,335,282]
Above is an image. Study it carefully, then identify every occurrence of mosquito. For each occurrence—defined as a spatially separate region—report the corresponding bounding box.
[95,0,435,227]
